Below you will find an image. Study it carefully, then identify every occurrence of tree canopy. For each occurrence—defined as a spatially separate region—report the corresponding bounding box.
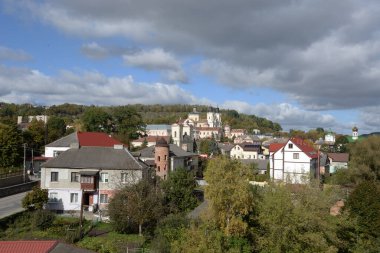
[161,168,198,213]
[0,123,23,168]
[109,179,164,235]
[204,157,255,236]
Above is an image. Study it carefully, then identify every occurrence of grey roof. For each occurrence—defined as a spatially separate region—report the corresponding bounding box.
[240,159,269,171]
[138,144,197,158]
[146,124,171,130]
[169,144,197,157]
[45,132,78,147]
[218,143,234,151]
[42,146,147,170]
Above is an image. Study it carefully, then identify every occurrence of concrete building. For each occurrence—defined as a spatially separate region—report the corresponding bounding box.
[41,145,148,211]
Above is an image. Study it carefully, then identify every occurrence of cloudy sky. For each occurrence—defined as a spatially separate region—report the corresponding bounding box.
[1,0,380,134]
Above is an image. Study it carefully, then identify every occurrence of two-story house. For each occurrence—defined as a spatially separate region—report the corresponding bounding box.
[230,142,262,160]
[41,144,148,212]
[269,138,318,184]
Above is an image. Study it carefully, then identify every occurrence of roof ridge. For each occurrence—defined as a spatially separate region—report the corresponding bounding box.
[124,147,143,169]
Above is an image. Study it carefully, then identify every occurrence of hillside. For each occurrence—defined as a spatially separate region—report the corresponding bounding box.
[0,103,282,134]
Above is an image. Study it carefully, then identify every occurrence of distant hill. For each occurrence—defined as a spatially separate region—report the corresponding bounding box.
[0,103,282,134]
[360,132,380,138]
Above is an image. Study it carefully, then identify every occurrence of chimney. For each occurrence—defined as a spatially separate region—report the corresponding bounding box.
[70,143,80,149]
[114,144,124,150]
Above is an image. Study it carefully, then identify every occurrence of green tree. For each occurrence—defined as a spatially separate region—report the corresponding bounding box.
[22,186,48,210]
[204,157,255,236]
[81,106,111,132]
[257,184,340,253]
[334,135,349,153]
[111,106,145,144]
[25,119,46,153]
[151,213,190,253]
[109,179,164,235]
[162,168,198,213]
[347,181,380,238]
[0,123,23,168]
[171,221,251,253]
[46,116,66,143]
[348,136,380,183]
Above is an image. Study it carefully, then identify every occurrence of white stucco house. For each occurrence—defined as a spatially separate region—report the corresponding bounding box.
[230,143,261,160]
[269,138,318,184]
[41,145,148,212]
[44,131,123,158]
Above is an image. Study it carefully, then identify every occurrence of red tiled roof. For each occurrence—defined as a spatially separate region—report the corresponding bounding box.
[196,127,220,131]
[77,132,123,147]
[290,137,318,159]
[269,143,285,153]
[0,240,57,253]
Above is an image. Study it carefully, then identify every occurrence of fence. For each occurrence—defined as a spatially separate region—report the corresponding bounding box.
[0,169,24,179]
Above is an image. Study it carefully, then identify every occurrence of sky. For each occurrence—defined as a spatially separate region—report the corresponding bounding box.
[1,0,380,134]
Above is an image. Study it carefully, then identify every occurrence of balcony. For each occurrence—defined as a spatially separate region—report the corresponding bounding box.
[79,171,99,191]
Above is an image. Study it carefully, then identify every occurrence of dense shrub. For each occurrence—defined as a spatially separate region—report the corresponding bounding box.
[32,209,55,230]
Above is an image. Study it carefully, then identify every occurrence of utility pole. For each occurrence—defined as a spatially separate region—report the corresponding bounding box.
[23,143,26,183]
[79,189,84,238]
[31,148,34,175]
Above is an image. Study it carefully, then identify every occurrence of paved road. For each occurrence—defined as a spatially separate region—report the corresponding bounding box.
[0,192,28,219]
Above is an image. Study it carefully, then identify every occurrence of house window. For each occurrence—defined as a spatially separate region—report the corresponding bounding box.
[49,192,58,202]
[70,193,78,203]
[158,156,161,162]
[100,194,108,203]
[81,176,93,184]
[293,153,299,159]
[165,155,167,160]
[121,173,128,183]
[51,172,58,182]
[53,151,62,157]
[174,131,177,137]
[249,155,251,159]
[71,172,79,182]
[158,166,161,172]
[100,173,109,183]
[288,144,293,149]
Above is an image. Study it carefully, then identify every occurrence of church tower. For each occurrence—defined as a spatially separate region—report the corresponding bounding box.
[352,126,359,141]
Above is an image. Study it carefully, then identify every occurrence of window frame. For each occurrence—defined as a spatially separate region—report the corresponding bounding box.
[121,172,128,183]
[293,153,299,159]
[49,192,58,202]
[51,172,58,182]
[70,193,79,203]
[100,194,108,204]
[71,172,80,182]
[100,173,109,183]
